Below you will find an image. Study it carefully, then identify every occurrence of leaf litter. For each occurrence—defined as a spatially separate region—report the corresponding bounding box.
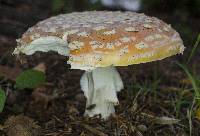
[0,48,200,135]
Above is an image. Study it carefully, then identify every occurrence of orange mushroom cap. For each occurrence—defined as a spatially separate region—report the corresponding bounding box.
[16,11,185,70]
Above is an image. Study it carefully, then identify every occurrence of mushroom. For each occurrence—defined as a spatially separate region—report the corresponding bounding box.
[13,11,185,119]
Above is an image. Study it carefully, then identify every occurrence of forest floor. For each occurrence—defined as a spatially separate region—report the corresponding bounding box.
[0,9,200,136]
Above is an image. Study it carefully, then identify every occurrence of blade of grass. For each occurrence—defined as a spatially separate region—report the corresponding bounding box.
[187,98,195,136]
[0,88,6,112]
[177,33,200,136]
[177,62,199,136]
[187,33,200,63]
[176,62,200,98]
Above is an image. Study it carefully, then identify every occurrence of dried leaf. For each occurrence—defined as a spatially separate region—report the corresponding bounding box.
[0,65,22,80]
[195,107,200,120]
[3,115,41,136]
[33,63,46,73]
[141,112,179,125]
[31,85,57,108]
[180,78,192,85]
[137,125,147,132]
[153,116,180,125]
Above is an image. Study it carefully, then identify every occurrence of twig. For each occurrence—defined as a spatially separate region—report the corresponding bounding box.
[82,124,108,136]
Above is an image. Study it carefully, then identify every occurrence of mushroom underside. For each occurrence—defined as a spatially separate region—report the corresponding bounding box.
[80,66,124,119]
[13,36,69,56]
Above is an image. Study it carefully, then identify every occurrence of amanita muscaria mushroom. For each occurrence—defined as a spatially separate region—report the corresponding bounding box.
[13,11,185,119]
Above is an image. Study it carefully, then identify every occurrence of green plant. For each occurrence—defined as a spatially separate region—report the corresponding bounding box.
[15,69,46,90]
[174,34,200,135]
[177,62,200,136]
[0,69,46,113]
[0,88,6,112]
[177,62,200,100]
[187,34,200,63]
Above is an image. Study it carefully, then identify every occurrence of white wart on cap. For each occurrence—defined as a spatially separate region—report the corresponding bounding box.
[14,11,185,70]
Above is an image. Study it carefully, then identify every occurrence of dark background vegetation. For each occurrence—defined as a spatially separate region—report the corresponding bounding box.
[0,0,200,135]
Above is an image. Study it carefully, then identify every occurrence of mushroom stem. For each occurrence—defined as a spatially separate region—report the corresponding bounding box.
[80,66,124,119]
